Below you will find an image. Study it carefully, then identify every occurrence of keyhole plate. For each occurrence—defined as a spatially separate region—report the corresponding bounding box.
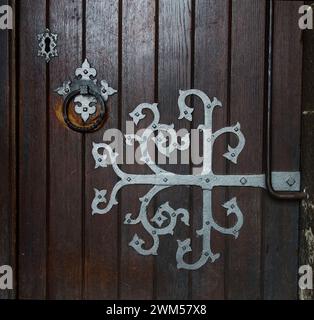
[37,28,58,63]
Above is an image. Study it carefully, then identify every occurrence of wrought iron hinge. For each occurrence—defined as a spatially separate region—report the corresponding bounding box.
[91,89,304,270]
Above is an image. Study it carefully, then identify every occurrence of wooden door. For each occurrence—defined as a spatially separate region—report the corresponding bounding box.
[0,0,304,300]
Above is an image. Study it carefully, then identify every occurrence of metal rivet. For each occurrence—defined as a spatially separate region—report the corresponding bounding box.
[163,178,168,183]
[206,221,210,225]
[135,241,139,245]
[83,107,88,112]
[204,252,209,257]
[127,177,131,182]
[135,112,140,117]
[98,158,102,162]
[206,179,210,183]
[172,213,176,217]
[234,127,239,132]
[286,177,296,187]
[127,219,131,224]
[240,177,247,185]
[98,195,102,199]
[231,153,235,157]
[152,231,156,235]
[207,104,211,109]
[83,69,88,74]
[184,111,188,115]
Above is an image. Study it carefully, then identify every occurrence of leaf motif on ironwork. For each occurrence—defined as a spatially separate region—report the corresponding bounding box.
[75,59,97,81]
[100,80,117,102]
[55,81,71,97]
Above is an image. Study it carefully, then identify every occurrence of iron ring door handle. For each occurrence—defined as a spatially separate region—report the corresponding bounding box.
[55,59,117,133]
[62,84,106,133]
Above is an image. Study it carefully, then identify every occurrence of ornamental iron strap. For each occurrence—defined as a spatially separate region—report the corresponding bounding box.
[91,89,302,271]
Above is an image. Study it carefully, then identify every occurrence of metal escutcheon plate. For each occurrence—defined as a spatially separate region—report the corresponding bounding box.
[55,59,117,133]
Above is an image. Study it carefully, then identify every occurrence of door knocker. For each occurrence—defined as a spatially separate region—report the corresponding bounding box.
[55,59,117,133]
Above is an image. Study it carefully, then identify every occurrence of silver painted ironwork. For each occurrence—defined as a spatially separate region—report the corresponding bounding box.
[91,89,301,270]
[74,95,97,122]
[55,59,117,132]
[37,28,58,63]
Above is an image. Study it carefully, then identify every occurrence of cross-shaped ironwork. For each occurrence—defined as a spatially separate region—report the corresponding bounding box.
[91,89,300,270]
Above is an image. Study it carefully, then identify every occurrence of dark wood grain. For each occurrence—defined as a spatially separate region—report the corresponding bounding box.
[300,0,314,301]
[84,0,119,300]
[0,0,307,300]
[263,1,303,300]
[226,0,266,300]
[18,0,47,299]
[300,116,314,301]
[119,0,155,299]
[155,0,191,300]
[191,0,229,300]
[0,0,16,300]
[48,0,83,299]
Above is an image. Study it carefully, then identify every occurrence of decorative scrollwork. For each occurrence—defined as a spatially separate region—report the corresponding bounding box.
[91,89,301,270]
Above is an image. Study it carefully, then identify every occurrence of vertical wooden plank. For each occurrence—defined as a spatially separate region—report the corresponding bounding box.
[191,0,229,300]
[300,0,314,301]
[300,91,314,300]
[84,0,119,299]
[0,0,16,299]
[263,1,302,300]
[48,0,83,299]
[155,0,191,300]
[18,0,47,299]
[227,0,266,299]
[120,0,155,299]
